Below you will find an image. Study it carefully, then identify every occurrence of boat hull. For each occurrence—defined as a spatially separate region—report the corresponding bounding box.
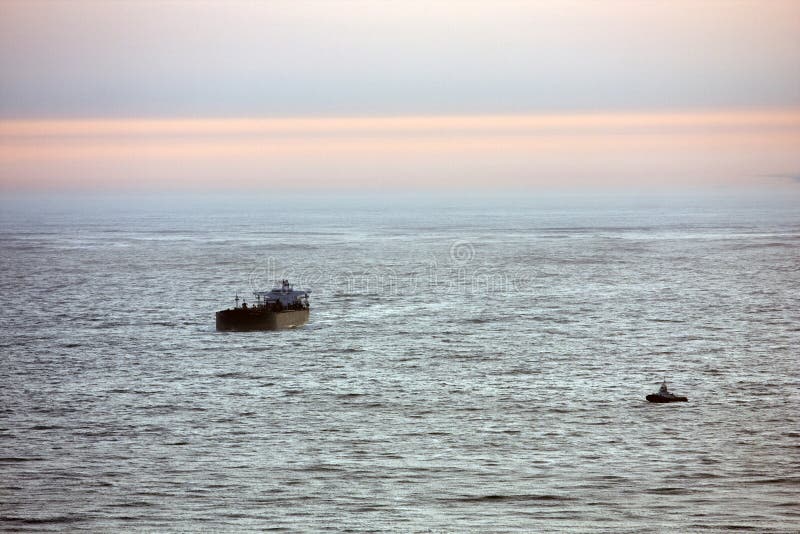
[646,394,688,403]
[215,308,309,331]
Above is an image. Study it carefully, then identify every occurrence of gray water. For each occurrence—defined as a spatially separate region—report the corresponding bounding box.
[1,191,799,532]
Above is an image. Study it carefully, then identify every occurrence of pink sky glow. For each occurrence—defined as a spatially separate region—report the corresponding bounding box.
[1,110,799,191]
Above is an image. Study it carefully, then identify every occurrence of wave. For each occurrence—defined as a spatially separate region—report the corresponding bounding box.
[446,494,575,503]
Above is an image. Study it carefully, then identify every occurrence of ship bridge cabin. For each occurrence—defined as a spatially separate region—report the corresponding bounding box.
[253,279,310,311]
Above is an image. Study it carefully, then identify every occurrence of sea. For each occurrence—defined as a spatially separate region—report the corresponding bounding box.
[1,190,798,532]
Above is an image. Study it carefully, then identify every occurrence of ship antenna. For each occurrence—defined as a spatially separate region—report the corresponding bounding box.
[235,293,240,308]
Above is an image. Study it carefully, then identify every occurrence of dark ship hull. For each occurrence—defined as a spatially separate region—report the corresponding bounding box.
[646,393,688,403]
[216,308,309,331]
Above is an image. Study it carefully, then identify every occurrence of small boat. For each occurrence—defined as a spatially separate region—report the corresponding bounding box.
[646,380,688,403]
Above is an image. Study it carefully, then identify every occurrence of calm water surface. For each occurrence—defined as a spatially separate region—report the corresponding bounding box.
[1,192,799,532]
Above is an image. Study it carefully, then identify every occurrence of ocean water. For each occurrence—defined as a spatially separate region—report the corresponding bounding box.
[1,191,799,532]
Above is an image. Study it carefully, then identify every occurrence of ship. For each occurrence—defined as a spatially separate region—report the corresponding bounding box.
[216,279,310,331]
[645,380,688,403]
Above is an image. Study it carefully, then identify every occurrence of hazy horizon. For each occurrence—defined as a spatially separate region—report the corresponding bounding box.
[2,109,799,192]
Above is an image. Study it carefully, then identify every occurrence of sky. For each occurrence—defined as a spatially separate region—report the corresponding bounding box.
[0,0,799,191]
